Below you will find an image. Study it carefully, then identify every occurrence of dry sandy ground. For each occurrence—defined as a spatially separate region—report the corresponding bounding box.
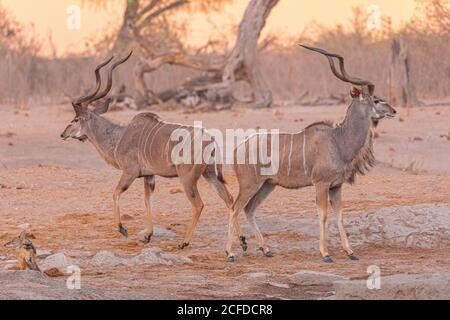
[0,103,449,299]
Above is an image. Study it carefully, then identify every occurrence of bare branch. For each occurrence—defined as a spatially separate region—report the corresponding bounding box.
[137,0,161,18]
[136,0,188,29]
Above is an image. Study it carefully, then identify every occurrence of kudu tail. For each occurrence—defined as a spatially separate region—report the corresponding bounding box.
[203,141,234,208]
[215,163,226,184]
[212,139,226,184]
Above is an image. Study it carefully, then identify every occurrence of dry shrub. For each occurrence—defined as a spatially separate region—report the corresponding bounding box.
[1,1,450,105]
[261,2,450,102]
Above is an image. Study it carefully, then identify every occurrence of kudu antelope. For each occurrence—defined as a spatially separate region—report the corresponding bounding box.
[61,53,239,249]
[225,45,396,262]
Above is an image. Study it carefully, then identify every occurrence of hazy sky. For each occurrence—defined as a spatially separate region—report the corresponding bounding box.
[2,0,417,56]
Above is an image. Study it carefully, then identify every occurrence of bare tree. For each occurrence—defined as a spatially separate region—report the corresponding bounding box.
[219,0,279,108]
[388,38,419,111]
[132,0,279,109]
[83,0,233,53]
[416,0,450,35]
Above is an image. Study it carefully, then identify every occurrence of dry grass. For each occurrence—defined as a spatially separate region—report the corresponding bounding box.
[1,1,450,106]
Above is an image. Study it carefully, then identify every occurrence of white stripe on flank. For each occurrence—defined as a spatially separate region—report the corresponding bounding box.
[143,122,163,166]
[138,120,152,165]
[164,135,172,164]
[148,123,167,164]
[303,131,308,175]
[140,120,156,164]
[210,139,221,176]
[287,135,294,176]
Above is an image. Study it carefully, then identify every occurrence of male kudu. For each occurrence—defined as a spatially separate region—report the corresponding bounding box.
[61,53,241,249]
[225,45,397,262]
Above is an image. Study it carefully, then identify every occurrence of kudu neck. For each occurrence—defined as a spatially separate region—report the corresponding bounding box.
[85,113,125,169]
[336,101,372,163]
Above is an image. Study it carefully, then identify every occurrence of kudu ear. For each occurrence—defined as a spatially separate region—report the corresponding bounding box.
[72,103,86,116]
[93,98,112,115]
[18,230,27,243]
[350,86,361,99]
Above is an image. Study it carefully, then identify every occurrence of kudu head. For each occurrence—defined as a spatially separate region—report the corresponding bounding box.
[61,52,133,142]
[299,44,396,124]
[4,229,35,248]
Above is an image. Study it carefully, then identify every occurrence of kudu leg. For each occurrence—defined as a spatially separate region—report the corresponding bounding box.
[141,176,155,244]
[315,183,332,263]
[329,186,358,260]
[225,208,242,262]
[113,173,136,237]
[244,182,276,257]
[225,183,264,262]
[203,171,247,251]
[178,178,204,249]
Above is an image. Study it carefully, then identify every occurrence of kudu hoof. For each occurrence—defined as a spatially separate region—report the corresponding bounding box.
[178,242,189,250]
[323,256,334,263]
[118,224,128,238]
[259,247,274,258]
[240,236,248,252]
[348,254,359,261]
[140,233,153,244]
[226,251,235,262]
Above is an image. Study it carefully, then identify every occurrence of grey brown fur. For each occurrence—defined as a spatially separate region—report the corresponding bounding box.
[225,45,397,262]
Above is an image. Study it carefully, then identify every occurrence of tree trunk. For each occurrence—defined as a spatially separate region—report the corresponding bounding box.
[131,0,279,110]
[388,38,418,112]
[112,0,140,53]
[222,0,279,108]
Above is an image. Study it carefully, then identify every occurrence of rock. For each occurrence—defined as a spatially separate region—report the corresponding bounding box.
[18,223,30,230]
[328,203,450,249]
[91,248,192,268]
[0,270,136,299]
[130,248,170,266]
[154,226,177,238]
[4,264,17,270]
[268,282,290,289]
[138,226,176,239]
[121,214,134,221]
[290,270,348,286]
[40,253,76,273]
[0,256,6,260]
[44,268,68,277]
[295,240,318,252]
[131,248,192,266]
[334,272,450,300]
[5,259,18,264]
[36,249,53,258]
[91,251,127,267]
[246,272,271,282]
[282,203,450,252]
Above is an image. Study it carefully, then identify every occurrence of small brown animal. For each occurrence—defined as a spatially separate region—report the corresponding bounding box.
[4,231,40,271]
